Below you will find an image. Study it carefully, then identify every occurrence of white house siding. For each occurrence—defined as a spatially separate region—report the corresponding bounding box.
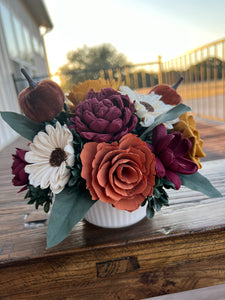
[0,12,20,151]
[0,0,51,150]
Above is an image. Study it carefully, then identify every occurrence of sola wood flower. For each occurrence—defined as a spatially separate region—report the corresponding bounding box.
[71,88,138,142]
[147,124,198,189]
[173,113,206,168]
[11,148,29,192]
[119,86,179,129]
[67,78,123,109]
[80,133,156,212]
[25,122,75,194]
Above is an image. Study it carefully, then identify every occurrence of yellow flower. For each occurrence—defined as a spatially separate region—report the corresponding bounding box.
[173,113,206,168]
[67,78,123,110]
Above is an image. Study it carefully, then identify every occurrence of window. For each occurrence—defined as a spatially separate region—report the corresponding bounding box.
[0,3,18,59]
[23,26,33,63]
[12,16,27,61]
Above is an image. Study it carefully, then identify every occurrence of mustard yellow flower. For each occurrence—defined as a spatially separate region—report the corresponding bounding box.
[173,113,206,168]
[67,78,123,110]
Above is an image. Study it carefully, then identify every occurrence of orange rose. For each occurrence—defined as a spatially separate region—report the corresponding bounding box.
[80,134,156,212]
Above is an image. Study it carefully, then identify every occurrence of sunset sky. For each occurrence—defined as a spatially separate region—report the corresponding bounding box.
[44,0,225,75]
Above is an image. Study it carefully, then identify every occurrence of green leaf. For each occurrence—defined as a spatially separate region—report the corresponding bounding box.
[178,172,222,198]
[146,204,155,219]
[0,111,44,141]
[140,103,191,140]
[47,186,96,248]
[162,178,176,189]
[153,198,162,211]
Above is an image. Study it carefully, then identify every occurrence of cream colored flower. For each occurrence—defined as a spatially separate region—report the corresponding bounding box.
[25,122,75,194]
[119,86,179,129]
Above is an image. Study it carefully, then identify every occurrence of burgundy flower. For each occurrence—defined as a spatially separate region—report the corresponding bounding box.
[70,88,138,142]
[11,148,29,192]
[147,124,198,189]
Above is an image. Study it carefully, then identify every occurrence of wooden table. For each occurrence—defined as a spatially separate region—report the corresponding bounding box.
[0,151,225,299]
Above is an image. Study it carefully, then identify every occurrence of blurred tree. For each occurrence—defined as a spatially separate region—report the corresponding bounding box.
[58,43,130,92]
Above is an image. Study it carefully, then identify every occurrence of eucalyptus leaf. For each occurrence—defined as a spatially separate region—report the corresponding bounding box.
[47,186,96,248]
[0,111,44,141]
[140,103,191,140]
[153,198,162,212]
[178,172,222,198]
[146,204,155,219]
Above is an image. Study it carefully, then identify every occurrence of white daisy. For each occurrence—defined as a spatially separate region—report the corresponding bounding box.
[119,86,179,129]
[25,122,75,194]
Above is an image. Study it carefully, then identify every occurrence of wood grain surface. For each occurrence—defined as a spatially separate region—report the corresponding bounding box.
[0,119,225,299]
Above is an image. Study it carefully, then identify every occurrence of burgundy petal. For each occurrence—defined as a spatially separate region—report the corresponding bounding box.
[165,170,181,190]
[82,99,96,111]
[110,94,124,109]
[16,148,27,161]
[81,131,113,142]
[102,98,113,108]
[74,116,90,132]
[155,157,166,178]
[127,115,138,131]
[18,168,29,182]
[18,185,28,193]
[82,110,97,125]
[152,124,167,146]
[89,118,109,133]
[122,107,132,126]
[175,136,192,157]
[169,157,198,174]
[155,134,174,154]
[105,106,122,121]
[105,119,122,133]
[159,148,175,166]
[113,128,129,141]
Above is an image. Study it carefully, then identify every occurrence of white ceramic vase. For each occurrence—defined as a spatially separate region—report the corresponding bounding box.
[84,200,146,228]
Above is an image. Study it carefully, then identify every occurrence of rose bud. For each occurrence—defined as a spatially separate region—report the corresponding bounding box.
[11,148,29,192]
[149,76,184,105]
[18,68,65,123]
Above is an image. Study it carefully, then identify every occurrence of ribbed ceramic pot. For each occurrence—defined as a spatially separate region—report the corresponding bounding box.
[84,200,146,228]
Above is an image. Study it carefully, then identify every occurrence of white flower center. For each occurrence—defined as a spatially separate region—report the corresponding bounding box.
[49,148,67,167]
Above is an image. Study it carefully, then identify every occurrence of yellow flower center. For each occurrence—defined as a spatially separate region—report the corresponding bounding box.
[49,148,67,167]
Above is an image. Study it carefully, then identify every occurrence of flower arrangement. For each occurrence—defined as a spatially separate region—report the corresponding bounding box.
[1,69,222,248]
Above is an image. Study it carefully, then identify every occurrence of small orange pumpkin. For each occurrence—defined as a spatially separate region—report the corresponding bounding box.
[18,68,65,123]
[149,77,183,105]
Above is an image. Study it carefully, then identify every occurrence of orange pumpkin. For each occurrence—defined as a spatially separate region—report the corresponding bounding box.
[149,77,183,105]
[18,69,65,123]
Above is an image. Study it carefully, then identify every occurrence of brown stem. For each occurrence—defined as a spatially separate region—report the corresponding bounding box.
[172,76,184,90]
[21,68,38,89]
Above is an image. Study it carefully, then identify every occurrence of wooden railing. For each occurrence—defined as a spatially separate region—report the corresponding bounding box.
[98,56,162,90]
[161,37,225,122]
[100,38,225,122]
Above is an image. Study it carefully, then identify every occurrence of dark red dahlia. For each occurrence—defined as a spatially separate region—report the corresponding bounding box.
[70,88,138,142]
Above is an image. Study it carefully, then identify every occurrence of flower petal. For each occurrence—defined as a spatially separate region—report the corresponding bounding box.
[152,124,167,146]
[165,170,181,190]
